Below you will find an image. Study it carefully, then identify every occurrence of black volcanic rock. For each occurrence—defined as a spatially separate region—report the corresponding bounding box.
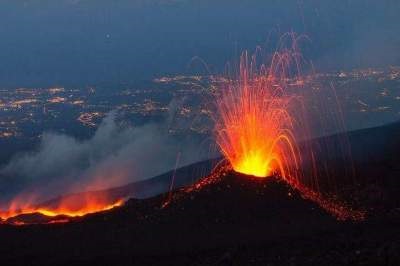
[0,169,399,265]
[0,122,399,265]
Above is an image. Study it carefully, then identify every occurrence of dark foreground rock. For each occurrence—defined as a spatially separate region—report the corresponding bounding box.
[0,122,399,265]
[0,168,399,266]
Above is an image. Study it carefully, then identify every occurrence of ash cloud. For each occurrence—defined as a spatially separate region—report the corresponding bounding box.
[0,112,213,206]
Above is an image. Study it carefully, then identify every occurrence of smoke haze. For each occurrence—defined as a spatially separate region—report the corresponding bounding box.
[0,112,213,206]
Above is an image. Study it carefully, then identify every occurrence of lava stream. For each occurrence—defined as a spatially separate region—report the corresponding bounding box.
[0,192,124,222]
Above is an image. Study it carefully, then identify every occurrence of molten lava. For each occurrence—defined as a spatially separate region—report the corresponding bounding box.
[215,50,301,179]
[0,192,124,223]
[212,34,364,220]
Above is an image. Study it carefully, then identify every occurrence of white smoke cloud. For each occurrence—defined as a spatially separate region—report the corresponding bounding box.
[0,112,213,205]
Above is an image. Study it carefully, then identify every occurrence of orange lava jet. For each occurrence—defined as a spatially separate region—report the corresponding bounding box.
[215,48,301,179]
[212,34,364,220]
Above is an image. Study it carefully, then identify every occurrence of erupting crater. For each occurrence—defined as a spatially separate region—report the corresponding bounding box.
[215,49,301,180]
[211,35,365,221]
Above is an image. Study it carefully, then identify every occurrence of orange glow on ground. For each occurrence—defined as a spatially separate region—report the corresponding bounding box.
[0,193,124,223]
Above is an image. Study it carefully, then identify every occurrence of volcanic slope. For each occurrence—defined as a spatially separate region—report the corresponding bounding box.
[4,120,399,225]
[0,121,399,265]
[0,158,219,224]
[0,167,399,265]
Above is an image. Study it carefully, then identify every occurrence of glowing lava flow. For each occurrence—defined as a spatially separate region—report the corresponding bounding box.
[215,49,301,179]
[0,192,124,223]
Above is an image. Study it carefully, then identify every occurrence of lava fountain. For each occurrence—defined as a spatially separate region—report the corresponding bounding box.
[215,42,303,180]
[212,34,364,220]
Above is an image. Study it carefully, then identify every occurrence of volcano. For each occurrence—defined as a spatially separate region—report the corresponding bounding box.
[0,121,399,265]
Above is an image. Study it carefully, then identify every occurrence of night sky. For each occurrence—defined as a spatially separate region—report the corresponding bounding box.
[0,0,399,87]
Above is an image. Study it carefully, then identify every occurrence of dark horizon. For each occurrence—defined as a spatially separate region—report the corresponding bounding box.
[0,0,399,87]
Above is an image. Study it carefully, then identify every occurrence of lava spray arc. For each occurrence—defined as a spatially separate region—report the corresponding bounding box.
[214,34,305,181]
[213,33,364,220]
